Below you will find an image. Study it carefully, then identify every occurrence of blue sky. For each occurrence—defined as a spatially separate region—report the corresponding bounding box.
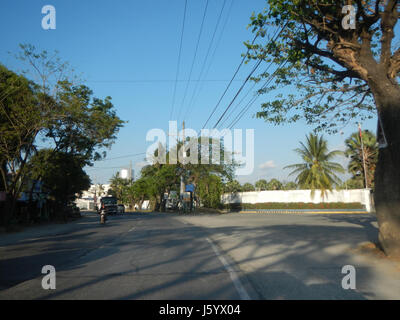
[0,0,380,184]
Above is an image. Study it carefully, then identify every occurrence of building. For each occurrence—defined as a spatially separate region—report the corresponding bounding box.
[76,184,112,210]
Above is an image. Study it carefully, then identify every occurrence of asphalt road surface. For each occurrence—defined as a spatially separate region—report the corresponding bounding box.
[0,212,253,300]
[1,211,399,300]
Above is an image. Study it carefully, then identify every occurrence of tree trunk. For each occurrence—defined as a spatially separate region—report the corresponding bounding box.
[371,82,400,258]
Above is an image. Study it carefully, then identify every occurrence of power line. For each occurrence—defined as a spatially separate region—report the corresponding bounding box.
[217,80,257,129]
[228,59,289,129]
[182,0,228,123]
[189,0,235,114]
[170,0,188,120]
[217,23,287,129]
[201,32,259,130]
[87,79,249,83]
[217,62,279,129]
[212,59,262,128]
[85,166,123,171]
[97,152,147,161]
[176,0,210,122]
[214,22,289,129]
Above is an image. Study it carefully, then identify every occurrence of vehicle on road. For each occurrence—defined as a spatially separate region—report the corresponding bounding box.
[98,196,118,215]
[117,204,125,214]
[100,210,107,224]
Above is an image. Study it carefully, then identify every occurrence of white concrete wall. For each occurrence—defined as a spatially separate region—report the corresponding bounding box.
[75,199,95,211]
[221,189,373,212]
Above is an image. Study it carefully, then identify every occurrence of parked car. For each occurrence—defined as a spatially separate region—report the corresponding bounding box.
[117,204,125,214]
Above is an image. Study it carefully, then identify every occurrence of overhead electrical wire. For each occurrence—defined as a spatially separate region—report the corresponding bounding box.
[176,0,210,123]
[216,23,288,129]
[170,0,188,119]
[186,0,235,121]
[182,0,228,123]
[96,152,147,161]
[200,32,259,130]
[211,22,289,130]
[212,58,262,128]
[217,79,257,129]
[227,59,289,129]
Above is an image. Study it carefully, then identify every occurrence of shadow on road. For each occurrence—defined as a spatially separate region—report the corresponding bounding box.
[0,212,388,299]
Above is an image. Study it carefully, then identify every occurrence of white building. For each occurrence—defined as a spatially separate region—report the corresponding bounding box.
[77,184,112,210]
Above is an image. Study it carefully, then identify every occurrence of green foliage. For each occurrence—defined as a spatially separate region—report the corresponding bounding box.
[342,177,364,190]
[197,175,223,208]
[283,181,298,190]
[109,172,132,204]
[125,136,236,210]
[284,133,345,198]
[255,179,268,190]
[0,64,41,197]
[224,180,243,193]
[46,81,125,164]
[242,182,256,192]
[27,149,91,206]
[266,178,283,190]
[0,45,125,221]
[244,1,400,133]
[344,130,378,189]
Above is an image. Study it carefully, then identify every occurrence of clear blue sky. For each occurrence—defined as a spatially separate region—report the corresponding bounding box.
[0,0,379,184]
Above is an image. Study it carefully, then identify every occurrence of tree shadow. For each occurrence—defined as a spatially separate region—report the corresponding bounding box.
[0,213,389,299]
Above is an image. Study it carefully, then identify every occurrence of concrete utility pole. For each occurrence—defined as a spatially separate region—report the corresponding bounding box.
[358,123,368,189]
[129,160,133,184]
[180,121,186,195]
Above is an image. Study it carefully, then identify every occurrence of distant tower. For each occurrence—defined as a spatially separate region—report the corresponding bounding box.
[120,161,134,182]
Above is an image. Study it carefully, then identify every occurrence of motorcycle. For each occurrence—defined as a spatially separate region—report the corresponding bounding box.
[100,204,107,224]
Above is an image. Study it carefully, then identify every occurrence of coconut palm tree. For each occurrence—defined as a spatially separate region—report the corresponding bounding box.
[266,178,283,190]
[255,179,268,191]
[345,130,378,189]
[284,133,345,198]
[242,183,255,192]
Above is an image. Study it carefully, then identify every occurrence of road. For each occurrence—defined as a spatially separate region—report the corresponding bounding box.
[1,211,399,300]
[0,212,253,300]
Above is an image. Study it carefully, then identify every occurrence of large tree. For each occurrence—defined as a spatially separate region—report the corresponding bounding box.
[0,64,43,221]
[247,1,400,257]
[26,149,91,219]
[0,45,124,222]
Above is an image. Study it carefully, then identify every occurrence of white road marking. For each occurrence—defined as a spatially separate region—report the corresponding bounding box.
[206,237,251,300]
[128,227,135,232]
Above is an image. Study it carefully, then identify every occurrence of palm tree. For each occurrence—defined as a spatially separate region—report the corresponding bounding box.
[345,130,378,189]
[255,179,268,191]
[224,180,242,193]
[266,178,283,190]
[283,181,298,190]
[242,183,255,192]
[284,133,345,198]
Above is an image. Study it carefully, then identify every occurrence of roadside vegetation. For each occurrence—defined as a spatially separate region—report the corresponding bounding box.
[246,1,399,257]
[107,131,375,212]
[0,45,124,228]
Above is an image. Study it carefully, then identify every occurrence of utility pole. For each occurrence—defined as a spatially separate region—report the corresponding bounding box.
[129,160,133,185]
[180,121,186,195]
[358,123,368,189]
[340,131,348,190]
